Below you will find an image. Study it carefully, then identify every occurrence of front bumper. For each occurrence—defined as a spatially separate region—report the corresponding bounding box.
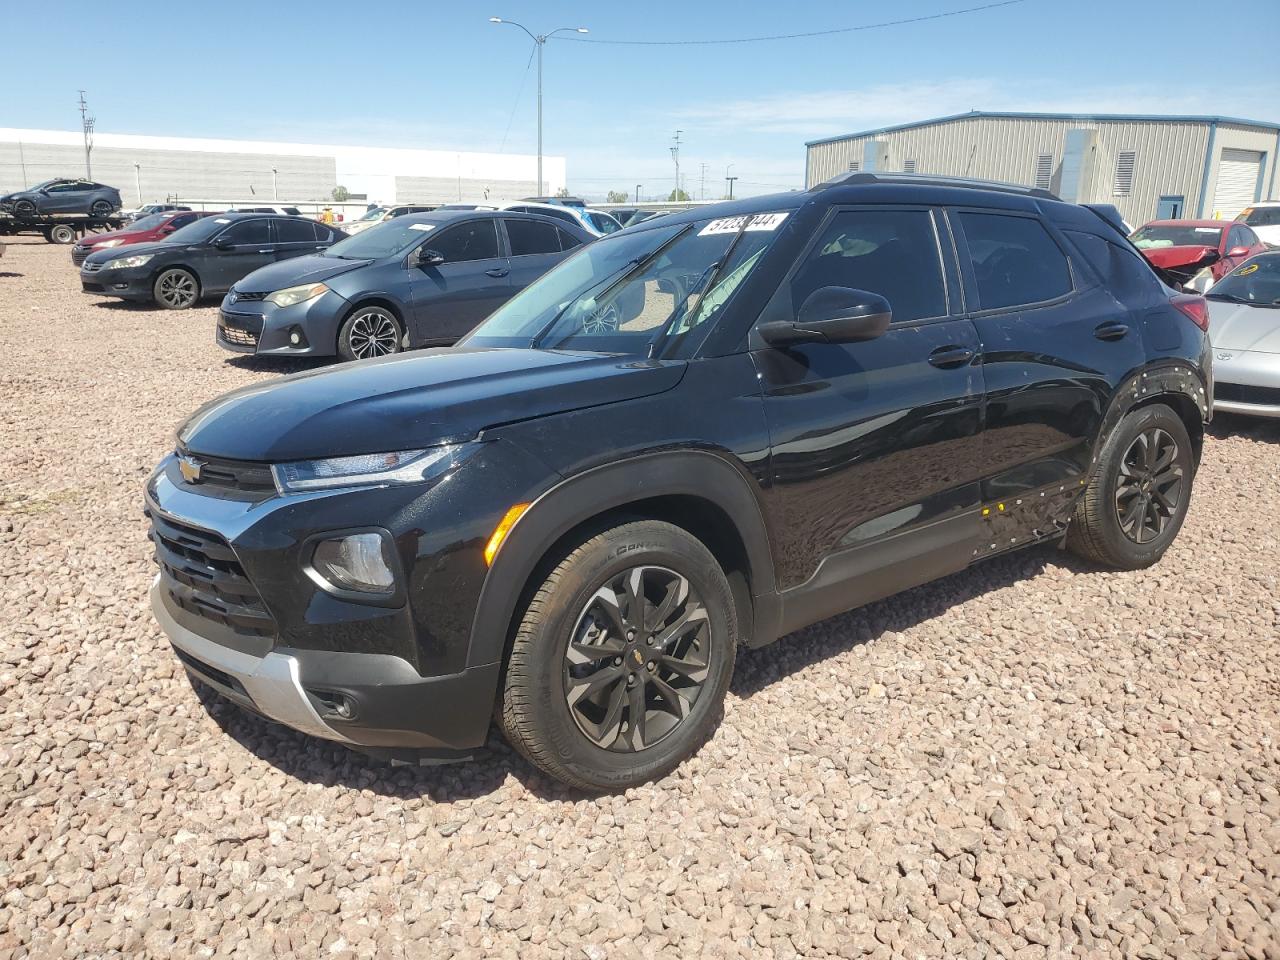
[1212,351,1280,419]
[80,263,151,299]
[217,289,349,357]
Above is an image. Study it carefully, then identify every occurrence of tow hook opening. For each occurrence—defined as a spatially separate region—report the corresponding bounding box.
[307,688,357,721]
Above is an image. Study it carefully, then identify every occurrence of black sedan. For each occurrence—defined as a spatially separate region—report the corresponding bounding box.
[217,210,593,360]
[1,178,122,218]
[80,213,345,309]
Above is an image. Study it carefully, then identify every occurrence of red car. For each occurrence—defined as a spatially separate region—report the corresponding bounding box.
[1130,218,1267,286]
[70,210,222,266]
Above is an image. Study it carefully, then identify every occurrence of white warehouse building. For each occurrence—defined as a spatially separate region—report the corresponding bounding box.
[805,112,1280,225]
[0,127,564,206]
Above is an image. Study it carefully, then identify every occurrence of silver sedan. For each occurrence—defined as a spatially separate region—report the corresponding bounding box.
[1207,252,1280,418]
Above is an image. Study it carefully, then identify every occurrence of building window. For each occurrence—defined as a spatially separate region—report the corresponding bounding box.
[1034,153,1053,190]
[1113,150,1136,196]
[848,160,860,172]
[903,159,917,174]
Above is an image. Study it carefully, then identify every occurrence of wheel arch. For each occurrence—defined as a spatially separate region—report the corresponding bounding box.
[150,261,203,293]
[1096,362,1208,468]
[467,450,777,670]
[337,297,406,349]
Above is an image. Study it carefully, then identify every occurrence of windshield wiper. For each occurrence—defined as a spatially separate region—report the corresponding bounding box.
[1206,292,1252,303]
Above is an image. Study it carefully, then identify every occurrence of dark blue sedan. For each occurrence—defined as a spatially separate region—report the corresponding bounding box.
[217,210,593,360]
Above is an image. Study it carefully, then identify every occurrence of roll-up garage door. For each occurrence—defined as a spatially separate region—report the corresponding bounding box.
[1211,149,1263,219]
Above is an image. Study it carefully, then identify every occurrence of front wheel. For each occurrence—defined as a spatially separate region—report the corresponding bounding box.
[153,268,199,310]
[1067,403,1195,569]
[13,200,36,219]
[337,306,403,361]
[499,520,737,792]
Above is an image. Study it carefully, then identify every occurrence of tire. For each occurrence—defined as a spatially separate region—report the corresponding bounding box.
[48,224,76,245]
[499,520,737,792]
[1067,403,1195,569]
[90,200,112,218]
[152,268,200,310]
[13,200,36,219]
[337,306,403,361]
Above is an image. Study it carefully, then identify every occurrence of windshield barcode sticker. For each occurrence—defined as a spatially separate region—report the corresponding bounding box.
[698,212,788,236]
[409,223,435,231]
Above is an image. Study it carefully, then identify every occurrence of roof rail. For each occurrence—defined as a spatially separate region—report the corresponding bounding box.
[816,171,1059,201]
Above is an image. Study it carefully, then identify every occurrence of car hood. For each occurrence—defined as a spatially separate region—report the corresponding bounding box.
[177,347,688,462]
[1209,300,1280,353]
[82,240,180,264]
[79,226,157,246]
[0,190,34,202]
[233,255,371,294]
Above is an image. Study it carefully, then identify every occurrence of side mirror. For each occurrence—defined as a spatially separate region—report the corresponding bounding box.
[1226,246,1252,259]
[213,237,235,250]
[417,248,445,267]
[758,286,892,346]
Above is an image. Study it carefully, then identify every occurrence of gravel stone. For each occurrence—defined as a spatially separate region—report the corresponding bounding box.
[2,237,1279,957]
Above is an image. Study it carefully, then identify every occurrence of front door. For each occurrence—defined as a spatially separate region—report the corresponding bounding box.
[753,205,987,633]
[408,219,511,344]
[950,208,1145,544]
[202,218,277,294]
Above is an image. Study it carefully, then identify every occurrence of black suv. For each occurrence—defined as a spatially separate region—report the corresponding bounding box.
[146,174,1211,791]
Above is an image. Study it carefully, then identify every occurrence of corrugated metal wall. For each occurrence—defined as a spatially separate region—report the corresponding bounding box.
[806,117,1229,224]
[0,142,337,202]
[394,175,539,204]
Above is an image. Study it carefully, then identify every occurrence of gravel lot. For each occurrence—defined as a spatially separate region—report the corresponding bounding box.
[2,235,1278,959]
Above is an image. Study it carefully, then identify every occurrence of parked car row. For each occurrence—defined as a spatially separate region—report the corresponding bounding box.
[146,172,1217,789]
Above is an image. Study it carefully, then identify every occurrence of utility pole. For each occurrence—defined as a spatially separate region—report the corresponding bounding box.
[18,141,28,188]
[78,91,95,178]
[271,167,278,201]
[669,130,682,201]
[699,162,708,200]
[635,184,642,203]
[133,162,141,205]
[725,162,737,200]
[490,18,589,197]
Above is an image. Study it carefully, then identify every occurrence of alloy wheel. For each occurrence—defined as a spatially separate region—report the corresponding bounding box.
[158,271,197,308]
[347,311,400,359]
[563,565,711,752]
[1115,427,1183,543]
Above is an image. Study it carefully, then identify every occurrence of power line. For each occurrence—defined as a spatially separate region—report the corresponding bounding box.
[498,44,537,153]
[552,0,1026,46]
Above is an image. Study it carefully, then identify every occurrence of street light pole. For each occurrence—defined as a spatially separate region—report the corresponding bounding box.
[271,167,278,201]
[670,130,683,202]
[490,17,589,197]
[133,162,141,205]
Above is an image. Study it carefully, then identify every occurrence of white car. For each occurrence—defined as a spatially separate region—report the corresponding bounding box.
[495,201,621,237]
[342,204,438,236]
[1206,251,1280,418]
[1236,203,1280,248]
[229,205,302,216]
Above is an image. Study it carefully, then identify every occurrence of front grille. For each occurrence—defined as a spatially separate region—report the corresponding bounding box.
[1215,382,1280,407]
[71,246,90,266]
[82,261,103,273]
[147,509,276,637]
[219,325,259,348]
[178,449,275,493]
[230,290,267,302]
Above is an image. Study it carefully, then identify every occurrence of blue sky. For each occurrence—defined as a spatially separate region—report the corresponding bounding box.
[4,0,1278,200]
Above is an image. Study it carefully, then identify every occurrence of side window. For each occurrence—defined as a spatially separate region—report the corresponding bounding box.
[276,218,318,243]
[217,219,271,246]
[959,212,1072,310]
[790,208,947,323]
[428,220,500,263]
[1064,230,1160,302]
[557,228,584,251]
[170,213,198,229]
[505,218,560,256]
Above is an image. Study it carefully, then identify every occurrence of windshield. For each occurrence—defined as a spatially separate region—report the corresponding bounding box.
[127,214,169,232]
[165,215,234,244]
[1239,206,1280,228]
[356,207,388,222]
[1131,224,1222,248]
[586,212,621,234]
[1207,255,1280,306]
[323,218,437,259]
[464,211,790,355]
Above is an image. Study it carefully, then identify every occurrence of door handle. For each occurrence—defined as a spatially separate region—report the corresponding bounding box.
[485,267,509,278]
[257,248,274,254]
[927,345,975,369]
[1094,320,1129,341]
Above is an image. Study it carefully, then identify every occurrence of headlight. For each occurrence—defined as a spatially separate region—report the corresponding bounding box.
[103,253,153,269]
[266,282,329,308]
[271,445,463,493]
[97,238,124,249]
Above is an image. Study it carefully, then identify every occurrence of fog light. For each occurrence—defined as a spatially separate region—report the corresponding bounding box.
[311,532,395,595]
[290,331,301,344]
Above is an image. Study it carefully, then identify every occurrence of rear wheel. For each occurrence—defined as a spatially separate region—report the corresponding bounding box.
[499,520,737,792]
[153,268,199,310]
[48,224,76,245]
[90,199,112,218]
[337,306,403,361]
[1067,403,1195,569]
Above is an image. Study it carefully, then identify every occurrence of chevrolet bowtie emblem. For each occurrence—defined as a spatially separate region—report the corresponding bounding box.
[178,455,204,484]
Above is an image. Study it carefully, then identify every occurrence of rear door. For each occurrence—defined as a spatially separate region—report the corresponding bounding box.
[42,181,83,213]
[754,204,987,629]
[273,217,329,261]
[408,218,510,343]
[202,218,277,294]
[501,217,569,293]
[951,208,1144,545]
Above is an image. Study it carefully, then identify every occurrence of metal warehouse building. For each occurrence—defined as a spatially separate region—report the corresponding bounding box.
[806,112,1280,225]
[0,127,564,206]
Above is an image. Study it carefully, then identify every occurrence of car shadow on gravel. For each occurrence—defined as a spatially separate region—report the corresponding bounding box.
[730,543,1086,698]
[90,299,159,311]
[0,271,22,278]
[1208,413,1280,443]
[223,355,339,376]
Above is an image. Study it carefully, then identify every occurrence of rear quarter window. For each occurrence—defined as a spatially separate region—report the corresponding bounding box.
[1064,230,1163,302]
